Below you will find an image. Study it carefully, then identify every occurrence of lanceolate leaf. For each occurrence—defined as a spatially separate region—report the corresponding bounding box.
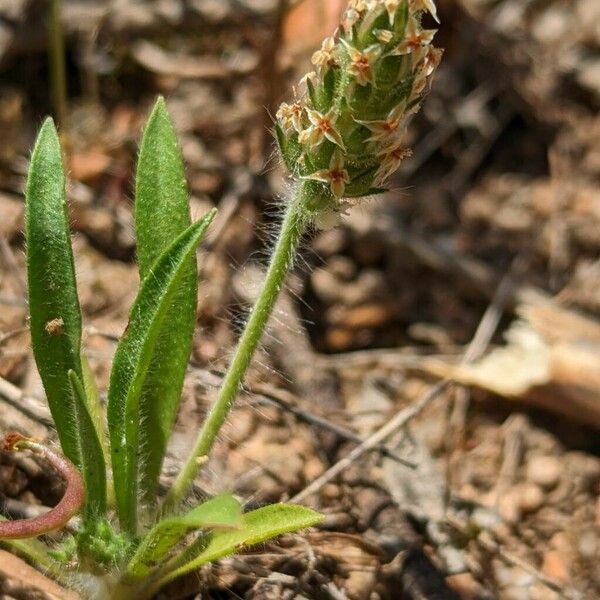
[157,504,323,587]
[107,211,216,534]
[125,494,242,581]
[134,97,198,506]
[67,371,107,519]
[25,119,84,466]
[80,354,110,469]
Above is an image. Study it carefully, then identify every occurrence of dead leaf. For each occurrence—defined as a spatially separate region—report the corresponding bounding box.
[0,550,80,600]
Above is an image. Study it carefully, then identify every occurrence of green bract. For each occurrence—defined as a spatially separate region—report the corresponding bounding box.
[1,100,323,599]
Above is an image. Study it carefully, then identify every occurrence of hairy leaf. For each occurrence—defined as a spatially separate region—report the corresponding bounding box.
[126,494,242,581]
[107,211,216,534]
[80,354,110,469]
[134,97,198,506]
[158,504,323,587]
[25,119,84,466]
[67,371,107,519]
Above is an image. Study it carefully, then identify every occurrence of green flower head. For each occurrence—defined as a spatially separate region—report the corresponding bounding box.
[275,0,442,225]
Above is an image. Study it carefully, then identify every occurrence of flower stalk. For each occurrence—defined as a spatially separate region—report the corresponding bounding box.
[164,183,311,511]
[167,0,442,509]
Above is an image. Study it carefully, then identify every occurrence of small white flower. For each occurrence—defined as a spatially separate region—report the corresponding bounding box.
[341,39,382,87]
[392,17,437,55]
[276,102,304,133]
[342,8,361,35]
[414,45,443,77]
[303,151,350,198]
[409,47,442,102]
[298,108,345,150]
[375,143,412,185]
[355,101,407,144]
[410,0,439,23]
[311,37,338,73]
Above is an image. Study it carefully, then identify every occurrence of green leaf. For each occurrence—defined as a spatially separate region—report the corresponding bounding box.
[158,504,323,587]
[134,97,198,508]
[125,494,242,581]
[67,371,107,519]
[25,118,83,466]
[107,211,216,534]
[80,354,110,467]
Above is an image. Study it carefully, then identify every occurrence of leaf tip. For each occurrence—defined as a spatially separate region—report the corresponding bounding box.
[148,95,170,124]
[32,117,60,154]
[40,115,57,133]
[205,206,218,223]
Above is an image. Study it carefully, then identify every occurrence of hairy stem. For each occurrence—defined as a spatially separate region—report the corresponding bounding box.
[164,183,310,511]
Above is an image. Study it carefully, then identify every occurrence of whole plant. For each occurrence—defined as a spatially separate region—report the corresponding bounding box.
[0,1,441,598]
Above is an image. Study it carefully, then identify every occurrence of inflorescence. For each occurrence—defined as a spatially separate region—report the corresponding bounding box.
[275,0,442,227]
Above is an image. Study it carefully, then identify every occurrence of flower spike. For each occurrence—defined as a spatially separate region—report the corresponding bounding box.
[275,0,442,216]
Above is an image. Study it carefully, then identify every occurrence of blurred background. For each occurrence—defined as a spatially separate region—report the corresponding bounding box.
[0,1,599,599]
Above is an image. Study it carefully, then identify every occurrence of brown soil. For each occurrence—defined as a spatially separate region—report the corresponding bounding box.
[0,1,598,599]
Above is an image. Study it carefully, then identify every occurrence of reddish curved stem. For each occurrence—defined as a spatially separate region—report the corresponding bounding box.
[0,433,85,539]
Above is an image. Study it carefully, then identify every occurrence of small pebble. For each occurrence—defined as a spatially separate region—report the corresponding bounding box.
[578,529,598,559]
[518,483,545,513]
[312,268,345,304]
[542,550,569,582]
[526,455,561,489]
[321,484,340,500]
[471,505,503,530]
[498,489,522,524]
